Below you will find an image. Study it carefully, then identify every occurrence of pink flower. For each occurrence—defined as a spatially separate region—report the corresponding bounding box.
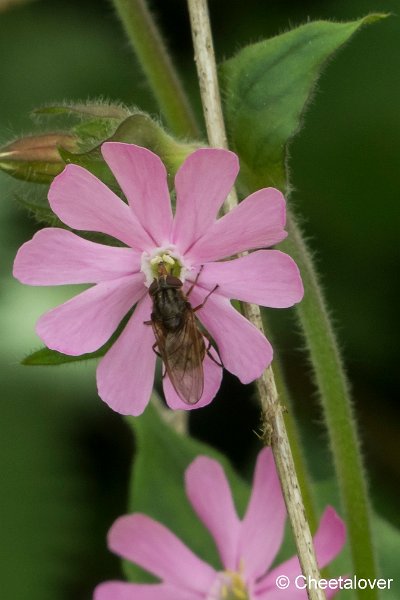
[13,143,303,415]
[94,448,346,600]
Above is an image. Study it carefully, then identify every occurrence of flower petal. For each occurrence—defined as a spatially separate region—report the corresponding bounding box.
[94,582,199,600]
[36,274,144,355]
[187,187,287,263]
[101,142,173,245]
[163,343,222,410]
[108,514,216,594]
[188,286,272,384]
[13,228,139,285]
[256,507,346,596]
[96,295,156,416]
[198,250,303,307]
[312,507,347,568]
[239,448,286,580]
[185,456,241,570]
[49,164,153,250]
[172,148,239,253]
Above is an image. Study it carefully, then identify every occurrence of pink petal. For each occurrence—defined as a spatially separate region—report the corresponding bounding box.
[188,286,272,384]
[108,514,216,594]
[94,582,199,600]
[101,143,173,245]
[256,507,346,596]
[163,342,222,410]
[198,250,303,308]
[312,507,347,568]
[96,295,156,416]
[172,148,239,253]
[239,448,286,580]
[187,187,287,263]
[13,228,139,285]
[49,164,153,250]
[36,274,144,355]
[185,456,241,570]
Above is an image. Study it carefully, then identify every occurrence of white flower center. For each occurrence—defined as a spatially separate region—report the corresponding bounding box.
[140,245,191,287]
[207,569,250,600]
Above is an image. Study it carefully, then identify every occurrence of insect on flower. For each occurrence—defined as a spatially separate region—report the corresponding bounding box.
[147,254,220,405]
[13,142,304,415]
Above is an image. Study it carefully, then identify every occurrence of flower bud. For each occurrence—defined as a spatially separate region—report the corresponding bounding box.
[0,133,78,183]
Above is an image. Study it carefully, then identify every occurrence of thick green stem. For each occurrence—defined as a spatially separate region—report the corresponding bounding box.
[112,0,199,138]
[281,210,379,599]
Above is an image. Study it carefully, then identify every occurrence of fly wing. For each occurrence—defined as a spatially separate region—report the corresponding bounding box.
[152,310,205,405]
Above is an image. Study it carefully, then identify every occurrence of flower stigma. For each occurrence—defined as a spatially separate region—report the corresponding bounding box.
[140,245,190,286]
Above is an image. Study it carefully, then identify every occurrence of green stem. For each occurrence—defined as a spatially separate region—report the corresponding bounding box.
[281,210,379,599]
[112,0,199,138]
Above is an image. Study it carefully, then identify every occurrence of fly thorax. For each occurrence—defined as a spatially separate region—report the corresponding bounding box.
[207,569,251,600]
[140,245,190,287]
[156,288,187,331]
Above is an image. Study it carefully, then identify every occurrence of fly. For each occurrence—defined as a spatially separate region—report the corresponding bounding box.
[146,257,219,405]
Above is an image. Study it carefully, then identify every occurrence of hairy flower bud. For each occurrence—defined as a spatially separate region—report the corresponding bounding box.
[0,133,78,183]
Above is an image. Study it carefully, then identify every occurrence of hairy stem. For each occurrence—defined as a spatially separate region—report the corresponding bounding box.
[112,0,199,138]
[187,1,325,598]
[281,212,379,598]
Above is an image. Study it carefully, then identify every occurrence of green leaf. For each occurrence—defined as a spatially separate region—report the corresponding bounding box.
[22,345,106,366]
[124,400,250,582]
[22,314,130,366]
[221,14,388,193]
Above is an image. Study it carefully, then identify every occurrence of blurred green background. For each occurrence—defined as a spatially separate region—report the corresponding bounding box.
[1,0,399,598]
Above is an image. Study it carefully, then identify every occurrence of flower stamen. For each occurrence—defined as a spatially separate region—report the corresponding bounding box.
[208,568,250,600]
[141,245,190,286]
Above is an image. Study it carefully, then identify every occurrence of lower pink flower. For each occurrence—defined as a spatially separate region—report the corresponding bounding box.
[13,143,303,415]
[94,448,346,600]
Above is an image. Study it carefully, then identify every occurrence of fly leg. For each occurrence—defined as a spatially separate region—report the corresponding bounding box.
[192,284,222,365]
[151,341,162,358]
[186,265,204,297]
[144,321,162,357]
[203,330,224,368]
[192,284,219,312]
[186,266,219,310]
